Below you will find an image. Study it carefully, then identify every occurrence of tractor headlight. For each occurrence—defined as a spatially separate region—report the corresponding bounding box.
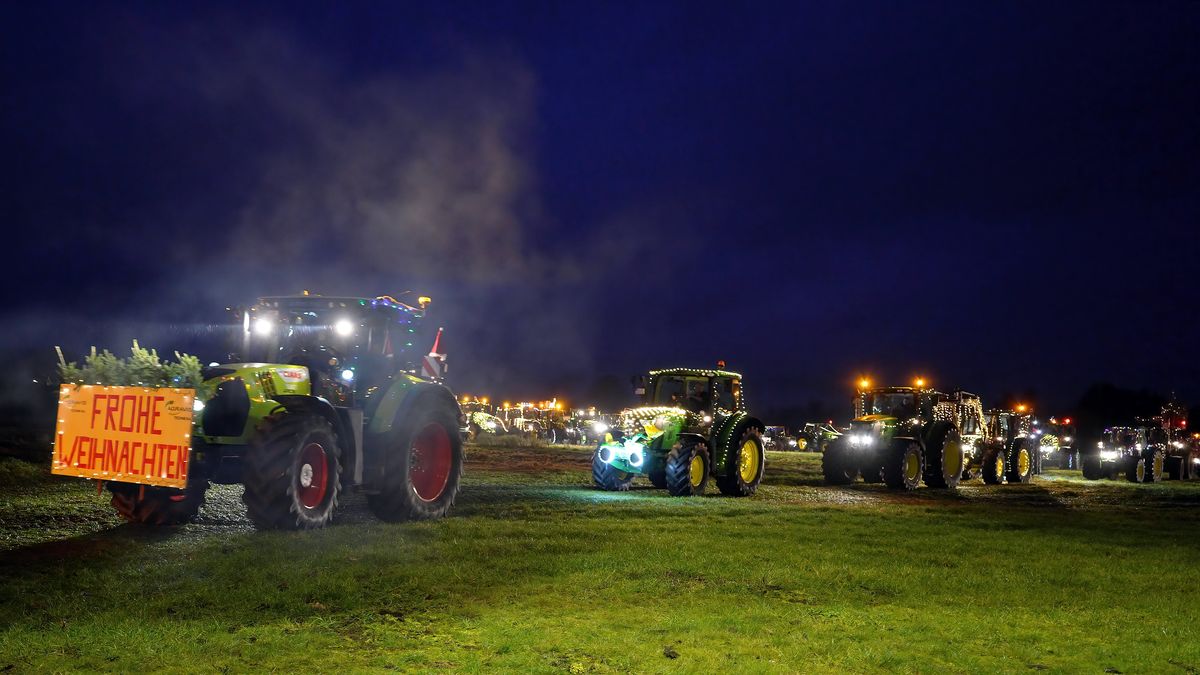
[485,420,497,430]
[253,317,274,336]
[193,398,206,413]
[341,369,355,382]
[1100,450,1119,461]
[628,449,644,467]
[849,434,874,447]
[592,422,609,434]
[1063,437,1072,443]
[334,318,355,337]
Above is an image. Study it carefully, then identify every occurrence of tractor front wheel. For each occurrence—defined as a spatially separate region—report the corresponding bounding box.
[109,477,208,526]
[243,413,342,529]
[1081,453,1105,480]
[592,448,635,491]
[821,440,857,485]
[665,440,710,496]
[367,398,464,521]
[1005,438,1035,484]
[982,447,1006,485]
[883,440,923,490]
[716,427,766,497]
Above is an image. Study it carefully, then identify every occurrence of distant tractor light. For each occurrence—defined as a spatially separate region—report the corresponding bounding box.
[1172,441,1185,449]
[914,377,926,388]
[334,319,355,336]
[849,434,874,447]
[1100,450,1119,461]
[787,439,797,447]
[858,377,871,389]
[208,361,220,367]
[193,399,206,413]
[341,369,355,382]
[592,422,610,434]
[253,317,275,336]
[702,415,712,423]
[484,420,497,430]
[1063,436,1073,443]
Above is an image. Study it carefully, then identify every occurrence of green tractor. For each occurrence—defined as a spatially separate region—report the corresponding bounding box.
[107,294,464,529]
[591,367,766,497]
[822,384,1038,490]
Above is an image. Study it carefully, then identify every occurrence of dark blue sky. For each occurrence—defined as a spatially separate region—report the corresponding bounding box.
[3,1,1198,419]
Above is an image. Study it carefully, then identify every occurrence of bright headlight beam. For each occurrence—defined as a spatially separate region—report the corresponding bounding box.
[334,319,354,337]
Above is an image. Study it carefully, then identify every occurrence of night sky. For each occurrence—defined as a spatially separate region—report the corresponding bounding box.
[3,2,1198,421]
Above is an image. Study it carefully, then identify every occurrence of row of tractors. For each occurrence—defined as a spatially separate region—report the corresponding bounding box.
[459,398,617,446]
[51,292,1197,534]
[818,383,1198,490]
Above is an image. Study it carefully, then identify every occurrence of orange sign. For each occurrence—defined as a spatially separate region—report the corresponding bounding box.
[52,385,195,489]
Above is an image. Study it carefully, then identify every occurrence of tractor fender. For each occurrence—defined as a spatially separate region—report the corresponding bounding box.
[920,421,958,451]
[363,380,461,486]
[710,412,764,476]
[271,394,361,485]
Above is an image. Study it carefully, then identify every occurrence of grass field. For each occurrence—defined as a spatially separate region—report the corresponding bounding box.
[1,446,1199,673]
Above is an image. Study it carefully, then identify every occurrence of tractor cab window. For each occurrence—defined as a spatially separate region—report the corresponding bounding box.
[863,392,917,418]
[712,377,737,411]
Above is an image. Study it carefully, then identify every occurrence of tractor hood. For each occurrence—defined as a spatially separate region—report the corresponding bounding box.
[619,406,689,438]
[199,363,312,400]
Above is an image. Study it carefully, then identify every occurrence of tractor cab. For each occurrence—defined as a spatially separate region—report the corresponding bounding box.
[642,368,743,416]
[235,294,434,410]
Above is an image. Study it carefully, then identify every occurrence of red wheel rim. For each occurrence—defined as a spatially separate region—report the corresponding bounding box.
[410,422,453,502]
[297,442,329,509]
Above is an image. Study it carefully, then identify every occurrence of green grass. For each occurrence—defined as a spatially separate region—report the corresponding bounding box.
[1,446,1199,673]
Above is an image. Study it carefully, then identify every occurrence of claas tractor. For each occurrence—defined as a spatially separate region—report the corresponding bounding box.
[822,384,1037,490]
[78,294,464,529]
[591,367,766,497]
[1082,401,1197,482]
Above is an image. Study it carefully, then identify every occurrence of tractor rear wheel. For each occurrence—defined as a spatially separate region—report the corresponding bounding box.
[1126,450,1164,483]
[647,466,667,489]
[1081,453,1105,480]
[716,426,766,496]
[665,440,710,496]
[923,423,963,489]
[592,448,635,491]
[883,440,923,490]
[367,398,464,521]
[982,447,1006,485]
[821,440,857,485]
[1005,438,1035,484]
[243,413,342,529]
[109,477,208,526]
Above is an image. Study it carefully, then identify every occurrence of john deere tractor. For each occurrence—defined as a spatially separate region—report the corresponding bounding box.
[1082,401,1197,482]
[592,367,766,497]
[102,294,464,529]
[822,385,1037,490]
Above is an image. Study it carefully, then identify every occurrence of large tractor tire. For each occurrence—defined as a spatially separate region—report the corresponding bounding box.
[1126,450,1164,484]
[109,475,209,526]
[716,425,766,497]
[883,440,923,490]
[243,413,342,529]
[1005,438,1036,484]
[1183,452,1196,480]
[860,457,885,483]
[923,423,963,489]
[593,448,635,491]
[665,439,710,496]
[367,398,464,521]
[981,447,1006,485]
[1081,453,1105,480]
[821,439,857,485]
